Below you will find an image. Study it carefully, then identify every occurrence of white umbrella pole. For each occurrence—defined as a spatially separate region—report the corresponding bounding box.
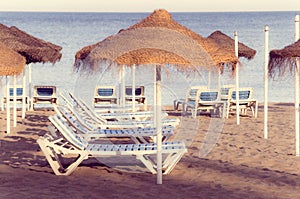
[155,65,162,185]
[132,64,136,112]
[121,65,125,108]
[218,68,221,90]
[28,64,33,111]
[13,75,17,127]
[264,25,269,139]
[294,15,299,156]
[6,76,10,134]
[153,67,157,127]
[22,67,26,119]
[208,70,211,89]
[118,67,122,105]
[234,31,240,125]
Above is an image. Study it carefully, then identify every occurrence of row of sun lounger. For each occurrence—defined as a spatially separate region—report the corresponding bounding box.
[37,92,187,175]
[36,83,258,176]
[174,85,258,118]
[94,85,147,111]
[1,85,57,110]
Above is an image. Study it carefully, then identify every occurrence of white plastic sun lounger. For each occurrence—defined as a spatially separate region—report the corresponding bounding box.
[51,108,174,143]
[37,119,187,176]
[61,92,168,121]
[62,92,180,129]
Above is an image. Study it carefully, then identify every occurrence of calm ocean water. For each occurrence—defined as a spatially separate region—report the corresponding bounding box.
[0,11,299,105]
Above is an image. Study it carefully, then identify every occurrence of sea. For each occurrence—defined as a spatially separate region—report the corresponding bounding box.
[0,11,299,106]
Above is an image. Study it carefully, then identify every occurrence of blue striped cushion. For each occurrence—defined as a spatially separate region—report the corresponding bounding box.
[200,92,218,101]
[9,88,23,96]
[232,90,250,100]
[98,88,114,96]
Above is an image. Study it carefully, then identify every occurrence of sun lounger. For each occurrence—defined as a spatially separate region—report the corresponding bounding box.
[93,86,118,108]
[173,86,208,111]
[220,84,235,100]
[60,92,180,129]
[32,85,57,109]
[1,85,28,110]
[37,117,187,176]
[184,89,226,118]
[225,87,258,118]
[52,106,174,143]
[125,85,147,110]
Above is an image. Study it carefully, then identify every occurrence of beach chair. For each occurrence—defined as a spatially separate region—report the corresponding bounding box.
[125,85,147,110]
[60,92,180,129]
[37,116,187,176]
[1,85,28,110]
[225,87,258,118]
[184,89,225,118]
[173,86,207,111]
[220,84,235,100]
[53,106,174,143]
[32,85,57,109]
[93,86,118,108]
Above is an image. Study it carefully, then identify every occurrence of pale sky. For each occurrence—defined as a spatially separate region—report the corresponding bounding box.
[1,0,300,12]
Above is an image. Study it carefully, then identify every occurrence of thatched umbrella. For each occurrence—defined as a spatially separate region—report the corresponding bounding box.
[207,30,256,125]
[0,42,26,134]
[207,30,256,60]
[0,42,26,75]
[74,9,238,184]
[0,23,62,119]
[0,24,62,64]
[269,39,300,76]
[268,15,300,156]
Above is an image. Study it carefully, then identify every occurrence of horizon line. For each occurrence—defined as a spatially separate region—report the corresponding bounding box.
[0,9,299,13]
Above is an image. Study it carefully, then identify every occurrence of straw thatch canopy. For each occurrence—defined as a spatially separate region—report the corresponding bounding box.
[207,31,256,60]
[268,39,300,77]
[0,42,26,76]
[0,23,62,64]
[75,9,238,73]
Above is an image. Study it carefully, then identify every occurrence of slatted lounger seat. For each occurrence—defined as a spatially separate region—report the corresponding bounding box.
[37,117,187,176]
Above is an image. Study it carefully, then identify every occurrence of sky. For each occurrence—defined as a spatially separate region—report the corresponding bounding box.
[1,0,300,12]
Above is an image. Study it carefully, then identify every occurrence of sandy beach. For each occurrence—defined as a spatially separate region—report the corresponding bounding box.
[1,103,300,199]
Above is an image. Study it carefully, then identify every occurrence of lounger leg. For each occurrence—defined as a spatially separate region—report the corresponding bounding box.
[37,138,89,176]
[173,100,178,111]
[255,101,258,118]
[62,151,89,176]
[192,108,197,118]
[37,138,64,175]
[162,151,185,174]
[136,155,156,174]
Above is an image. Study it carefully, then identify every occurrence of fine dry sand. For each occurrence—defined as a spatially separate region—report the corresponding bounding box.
[0,103,300,199]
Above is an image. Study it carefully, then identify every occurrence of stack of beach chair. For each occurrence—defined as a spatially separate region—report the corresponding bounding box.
[37,92,186,175]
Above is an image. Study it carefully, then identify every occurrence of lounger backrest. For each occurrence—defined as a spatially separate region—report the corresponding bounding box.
[220,85,235,100]
[9,87,23,96]
[95,86,116,97]
[198,89,219,102]
[125,86,145,96]
[34,86,56,97]
[49,115,88,150]
[230,87,254,101]
[186,86,207,101]
[3,85,24,97]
